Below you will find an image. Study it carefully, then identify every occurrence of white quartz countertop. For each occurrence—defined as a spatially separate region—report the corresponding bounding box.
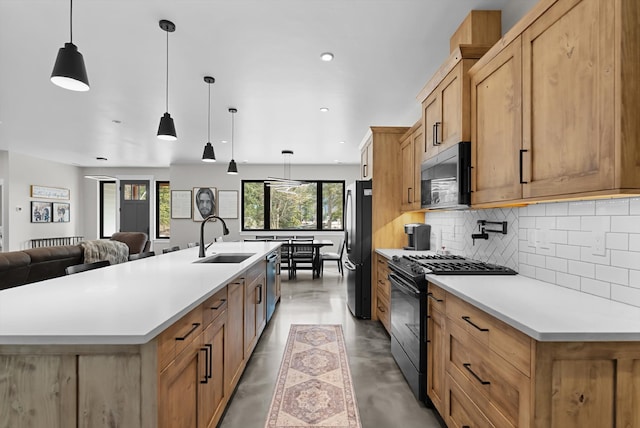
[0,242,280,345]
[376,248,640,342]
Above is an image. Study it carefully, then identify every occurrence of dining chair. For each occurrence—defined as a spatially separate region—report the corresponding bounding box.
[162,246,180,254]
[65,260,110,275]
[128,251,156,261]
[320,239,345,276]
[290,238,315,278]
[272,239,293,279]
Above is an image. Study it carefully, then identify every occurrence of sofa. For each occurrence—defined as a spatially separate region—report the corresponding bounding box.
[0,233,150,291]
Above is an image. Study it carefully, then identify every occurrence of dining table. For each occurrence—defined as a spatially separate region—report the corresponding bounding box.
[282,239,334,279]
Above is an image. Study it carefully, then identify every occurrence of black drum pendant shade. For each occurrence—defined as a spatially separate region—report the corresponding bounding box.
[202,142,216,162]
[201,76,216,162]
[51,0,89,91]
[227,108,239,175]
[157,20,177,141]
[227,159,238,174]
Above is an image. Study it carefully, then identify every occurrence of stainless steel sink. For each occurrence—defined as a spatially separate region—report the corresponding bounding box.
[194,253,255,264]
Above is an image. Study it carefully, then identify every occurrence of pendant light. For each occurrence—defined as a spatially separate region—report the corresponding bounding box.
[50,0,90,91]
[157,19,177,141]
[202,76,216,162]
[227,108,238,174]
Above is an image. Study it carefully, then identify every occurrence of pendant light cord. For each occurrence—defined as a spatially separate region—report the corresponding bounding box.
[165,31,169,112]
[69,0,73,43]
[207,84,211,142]
[231,112,235,158]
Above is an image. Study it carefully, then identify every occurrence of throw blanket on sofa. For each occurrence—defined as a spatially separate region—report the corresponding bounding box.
[80,240,129,265]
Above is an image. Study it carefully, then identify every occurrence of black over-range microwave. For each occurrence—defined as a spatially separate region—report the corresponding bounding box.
[420,142,471,210]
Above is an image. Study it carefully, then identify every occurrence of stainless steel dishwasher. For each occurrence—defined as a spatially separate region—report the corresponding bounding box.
[265,250,278,323]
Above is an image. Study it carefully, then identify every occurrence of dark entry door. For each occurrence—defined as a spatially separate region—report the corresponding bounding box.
[120,180,150,235]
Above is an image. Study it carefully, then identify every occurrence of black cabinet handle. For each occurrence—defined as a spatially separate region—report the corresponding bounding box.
[257,284,263,304]
[519,149,528,184]
[199,346,209,384]
[175,323,201,341]
[210,299,226,310]
[463,363,491,385]
[427,292,443,302]
[433,122,441,146]
[205,343,212,379]
[462,316,489,332]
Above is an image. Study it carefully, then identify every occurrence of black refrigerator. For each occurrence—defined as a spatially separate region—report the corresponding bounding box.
[344,180,372,319]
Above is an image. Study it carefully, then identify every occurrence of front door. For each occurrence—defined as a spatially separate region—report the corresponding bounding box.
[120,180,150,235]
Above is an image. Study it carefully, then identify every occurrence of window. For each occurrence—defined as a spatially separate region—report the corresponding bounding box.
[156,181,170,238]
[242,180,344,231]
[99,181,117,239]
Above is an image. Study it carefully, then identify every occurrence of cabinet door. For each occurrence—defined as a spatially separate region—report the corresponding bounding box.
[471,37,523,206]
[439,65,463,151]
[159,333,204,428]
[521,0,614,198]
[255,273,267,338]
[0,355,77,428]
[412,128,424,210]
[225,279,245,395]
[400,138,415,211]
[244,276,258,358]
[360,139,373,180]
[422,91,441,162]
[427,306,446,414]
[199,312,227,428]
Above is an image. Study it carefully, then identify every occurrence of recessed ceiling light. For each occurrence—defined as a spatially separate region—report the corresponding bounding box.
[221,140,228,144]
[242,160,248,163]
[320,52,334,61]
[338,141,345,144]
[320,107,329,112]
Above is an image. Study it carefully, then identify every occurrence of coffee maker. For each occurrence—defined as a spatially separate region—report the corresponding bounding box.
[404,223,431,250]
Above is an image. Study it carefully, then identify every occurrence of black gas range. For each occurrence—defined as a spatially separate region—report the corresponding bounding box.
[386,253,516,405]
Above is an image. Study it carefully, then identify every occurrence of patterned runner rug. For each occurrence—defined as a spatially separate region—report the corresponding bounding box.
[265,324,362,427]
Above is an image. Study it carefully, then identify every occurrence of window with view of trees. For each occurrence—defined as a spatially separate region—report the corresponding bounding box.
[156,181,170,238]
[242,180,344,231]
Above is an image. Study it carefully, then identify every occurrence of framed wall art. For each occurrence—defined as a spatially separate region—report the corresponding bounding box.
[53,202,70,222]
[30,185,70,200]
[31,201,52,223]
[193,187,217,221]
[217,190,238,219]
[171,190,192,219]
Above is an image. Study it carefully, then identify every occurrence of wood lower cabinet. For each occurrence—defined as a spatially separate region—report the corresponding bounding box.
[470,0,640,207]
[244,263,267,358]
[200,310,227,428]
[375,254,391,333]
[225,278,245,395]
[428,283,640,428]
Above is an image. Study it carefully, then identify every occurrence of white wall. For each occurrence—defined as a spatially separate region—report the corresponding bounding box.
[169,162,360,251]
[5,152,83,250]
[0,151,8,251]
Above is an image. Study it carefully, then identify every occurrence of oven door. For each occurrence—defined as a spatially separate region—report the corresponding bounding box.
[389,272,421,370]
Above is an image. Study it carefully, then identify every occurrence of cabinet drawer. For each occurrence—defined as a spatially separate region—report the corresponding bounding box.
[446,293,531,376]
[427,283,446,312]
[376,290,390,333]
[446,373,496,428]
[158,308,203,371]
[377,275,390,302]
[448,322,530,428]
[202,286,228,327]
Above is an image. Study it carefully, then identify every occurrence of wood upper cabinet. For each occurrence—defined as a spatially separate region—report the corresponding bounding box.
[471,37,523,206]
[419,46,489,163]
[470,0,640,207]
[400,122,425,212]
[360,136,373,180]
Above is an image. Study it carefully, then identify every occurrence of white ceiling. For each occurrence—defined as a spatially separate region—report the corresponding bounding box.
[0,0,520,168]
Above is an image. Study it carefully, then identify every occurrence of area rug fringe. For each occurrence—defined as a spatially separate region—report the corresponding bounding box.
[265,324,362,428]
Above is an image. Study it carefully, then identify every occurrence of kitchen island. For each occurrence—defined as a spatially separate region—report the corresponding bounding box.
[377,249,640,428]
[0,241,280,428]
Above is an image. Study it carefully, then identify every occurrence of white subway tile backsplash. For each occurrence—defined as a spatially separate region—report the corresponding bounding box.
[629,234,640,252]
[610,250,640,270]
[568,260,595,278]
[536,267,556,284]
[581,278,611,298]
[546,256,567,272]
[427,197,640,307]
[611,216,640,233]
[545,202,568,216]
[596,198,629,215]
[556,216,581,230]
[557,272,580,290]
[568,200,596,216]
[595,265,629,286]
[611,285,640,307]
[606,233,629,250]
[556,244,581,260]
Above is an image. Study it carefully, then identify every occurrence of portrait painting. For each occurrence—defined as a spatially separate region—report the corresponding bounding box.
[193,187,217,221]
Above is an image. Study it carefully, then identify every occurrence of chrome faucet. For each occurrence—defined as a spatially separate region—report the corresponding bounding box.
[199,215,230,257]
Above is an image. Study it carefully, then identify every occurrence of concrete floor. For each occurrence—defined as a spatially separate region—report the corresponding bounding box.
[218,266,443,428]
